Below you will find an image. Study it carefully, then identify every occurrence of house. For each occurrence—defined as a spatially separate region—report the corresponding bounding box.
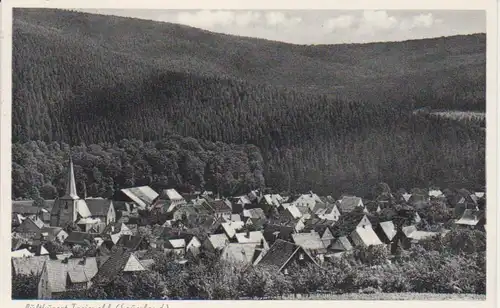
[455,209,485,228]
[120,186,159,210]
[50,159,93,228]
[153,189,187,214]
[214,221,245,239]
[374,221,397,244]
[16,240,51,257]
[76,217,104,233]
[256,239,319,274]
[318,204,341,222]
[260,194,284,208]
[408,194,430,210]
[428,189,444,199]
[38,227,69,243]
[337,196,365,213]
[85,198,116,225]
[163,239,186,255]
[115,235,150,251]
[263,224,295,245]
[12,255,50,276]
[101,222,134,244]
[290,192,324,211]
[223,214,242,223]
[291,231,328,260]
[356,215,372,229]
[209,199,233,219]
[234,231,269,250]
[15,216,46,233]
[393,226,439,250]
[203,233,230,252]
[64,231,100,247]
[349,226,383,248]
[284,205,303,220]
[365,201,382,214]
[329,236,353,253]
[242,208,266,220]
[38,257,98,299]
[401,193,412,203]
[220,243,260,266]
[12,248,35,258]
[454,194,480,218]
[91,248,146,286]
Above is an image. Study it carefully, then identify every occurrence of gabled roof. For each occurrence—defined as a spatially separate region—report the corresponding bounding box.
[38,227,66,242]
[102,222,130,235]
[65,231,99,245]
[120,186,159,208]
[378,221,397,241]
[291,232,327,253]
[12,249,35,258]
[219,221,245,238]
[45,257,98,293]
[221,243,258,265]
[160,189,184,201]
[262,194,283,207]
[116,235,147,251]
[330,236,353,251]
[402,193,412,202]
[350,226,383,247]
[235,231,267,246]
[223,214,242,223]
[429,190,444,198]
[12,255,50,276]
[165,239,186,249]
[210,199,233,213]
[286,205,302,219]
[12,201,41,215]
[337,196,363,213]
[93,248,145,285]
[242,208,266,220]
[85,199,113,217]
[256,240,317,271]
[455,209,484,226]
[206,233,229,250]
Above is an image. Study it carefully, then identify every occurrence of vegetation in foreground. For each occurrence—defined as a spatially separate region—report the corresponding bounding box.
[12,227,486,300]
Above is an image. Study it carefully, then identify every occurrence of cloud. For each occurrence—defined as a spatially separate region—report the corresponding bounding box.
[400,13,443,30]
[265,12,302,27]
[361,10,398,30]
[323,15,355,31]
[176,10,261,29]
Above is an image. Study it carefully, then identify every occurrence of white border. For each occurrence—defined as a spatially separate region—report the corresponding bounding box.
[0,1,497,308]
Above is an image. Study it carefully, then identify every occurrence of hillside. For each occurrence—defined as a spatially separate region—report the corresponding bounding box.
[11,8,486,198]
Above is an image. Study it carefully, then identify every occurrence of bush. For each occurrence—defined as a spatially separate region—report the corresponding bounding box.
[12,273,38,299]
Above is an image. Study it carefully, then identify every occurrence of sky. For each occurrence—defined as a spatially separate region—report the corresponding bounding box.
[78,9,486,44]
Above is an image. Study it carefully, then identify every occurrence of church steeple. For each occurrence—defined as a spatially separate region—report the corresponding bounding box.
[62,157,79,200]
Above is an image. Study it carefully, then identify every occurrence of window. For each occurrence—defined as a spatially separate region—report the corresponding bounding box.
[64,202,69,210]
[283,268,288,275]
[299,253,304,260]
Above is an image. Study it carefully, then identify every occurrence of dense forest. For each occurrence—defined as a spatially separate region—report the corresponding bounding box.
[11,9,486,199]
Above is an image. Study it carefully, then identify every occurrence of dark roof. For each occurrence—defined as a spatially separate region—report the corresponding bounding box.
[65,231,99,245]
[12,202,40,215]
[85,199,113,217]
[116,234,147,250]
[263,224,294,243]
[92,248,134,285]
[209,200,232,213]
[257,240,316,271]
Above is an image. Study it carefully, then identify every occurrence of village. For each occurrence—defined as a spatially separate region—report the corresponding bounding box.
[11,159,486,299]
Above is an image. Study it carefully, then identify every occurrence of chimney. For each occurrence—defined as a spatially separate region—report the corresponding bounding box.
[79,256,86,265]
[246,230,251,238]
[83,181,87,200]
[111,225,115,233]
[62,257,69,264]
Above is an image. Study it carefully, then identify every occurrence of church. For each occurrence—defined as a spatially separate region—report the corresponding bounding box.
[50,158,116,231]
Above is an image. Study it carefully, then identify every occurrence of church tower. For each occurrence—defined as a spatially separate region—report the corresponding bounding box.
[50,158,80,227]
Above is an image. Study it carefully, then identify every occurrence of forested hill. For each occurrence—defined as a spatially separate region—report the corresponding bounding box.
[13,8,485,144]
[11,9,486,198]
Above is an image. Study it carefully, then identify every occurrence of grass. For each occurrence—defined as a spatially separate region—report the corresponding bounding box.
[431,111,485,121]
[275,293,486,300]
